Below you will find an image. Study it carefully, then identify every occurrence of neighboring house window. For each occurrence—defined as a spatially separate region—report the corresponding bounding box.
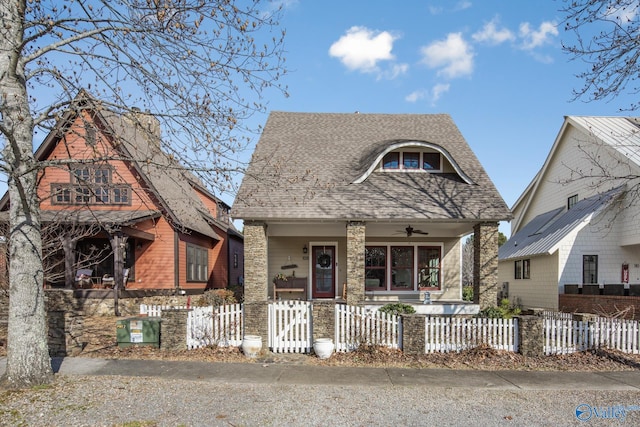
[187,244,208,282]
[365,246,386,290]
[418,246,441,289]
[514,260,522,279]
[523,259,530,279]
[583,255,598,284]
[383,152,400,169]
[423,153,441,170]
[391,246,414,290]
[51,165,131,206]
[567,194,578,210]
[403,152,420,169]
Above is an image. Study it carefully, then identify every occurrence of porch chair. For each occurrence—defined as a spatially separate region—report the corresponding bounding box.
[75,269,93,289]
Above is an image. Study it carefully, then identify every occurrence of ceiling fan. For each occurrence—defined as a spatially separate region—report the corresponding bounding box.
[399,225,429,237]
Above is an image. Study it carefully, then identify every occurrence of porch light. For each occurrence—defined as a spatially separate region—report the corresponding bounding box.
[303,244,307,254]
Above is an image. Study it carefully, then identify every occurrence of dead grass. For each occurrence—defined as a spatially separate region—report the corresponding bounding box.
[77,315,640,371]
[2,315,640,371]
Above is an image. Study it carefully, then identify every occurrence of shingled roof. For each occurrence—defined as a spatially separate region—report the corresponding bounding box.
[233,112,510,222]
[1,91,226,240]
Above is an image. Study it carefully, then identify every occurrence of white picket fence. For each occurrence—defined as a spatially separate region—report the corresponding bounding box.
[334,305,401,352]
[268,300,312,353]
[544,317,640,355]
[424,316,518,353]
[139,304,186,317]
[140,303,243,349]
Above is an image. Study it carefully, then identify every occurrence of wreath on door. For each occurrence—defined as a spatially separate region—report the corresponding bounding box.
[318,253,332,268]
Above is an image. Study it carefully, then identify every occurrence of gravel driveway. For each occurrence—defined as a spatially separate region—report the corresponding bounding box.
[2,375,640,426]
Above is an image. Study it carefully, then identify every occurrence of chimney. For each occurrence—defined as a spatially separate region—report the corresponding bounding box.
[126,107,161,141]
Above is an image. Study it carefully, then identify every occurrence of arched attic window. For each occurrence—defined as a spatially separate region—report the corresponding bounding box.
[353,141,474,184]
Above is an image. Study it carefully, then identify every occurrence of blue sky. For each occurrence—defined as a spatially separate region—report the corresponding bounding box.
[258,0,637,236]
[3,1,636,237]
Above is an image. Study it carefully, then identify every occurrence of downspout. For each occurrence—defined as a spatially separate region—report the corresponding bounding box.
[174,231,180,293]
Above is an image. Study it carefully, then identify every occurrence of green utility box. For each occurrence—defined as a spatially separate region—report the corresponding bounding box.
[116,317,161,348]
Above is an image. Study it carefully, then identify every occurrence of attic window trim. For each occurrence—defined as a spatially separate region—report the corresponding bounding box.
[353,141,474,185]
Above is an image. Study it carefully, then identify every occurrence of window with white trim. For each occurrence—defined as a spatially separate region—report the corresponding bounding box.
[382,150,442,172]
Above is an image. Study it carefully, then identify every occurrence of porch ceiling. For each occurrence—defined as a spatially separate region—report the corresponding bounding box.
[267,221,474,238]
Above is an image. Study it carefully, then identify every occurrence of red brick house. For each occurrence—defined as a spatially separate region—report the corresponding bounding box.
[0,91,243,294]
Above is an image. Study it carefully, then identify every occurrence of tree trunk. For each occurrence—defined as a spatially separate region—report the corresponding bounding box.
[0,0,53,387]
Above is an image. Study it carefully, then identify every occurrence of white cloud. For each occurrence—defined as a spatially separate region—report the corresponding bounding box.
[405,83,451,106]
[429,1,471,14]
[379,63,409,80]
[405,90,427,103]
[329,26,399,73]
[472,18,515,45]
[431,83,450,104]
[420,33,474,79]
[519,21,558,50]
[454,1,472,12]
[606,3,638,24]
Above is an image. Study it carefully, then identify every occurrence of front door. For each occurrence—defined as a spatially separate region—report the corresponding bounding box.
[312,246,335,298]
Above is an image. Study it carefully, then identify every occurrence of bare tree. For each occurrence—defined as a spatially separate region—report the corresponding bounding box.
[0,0,286,388]
[561,0,639,111]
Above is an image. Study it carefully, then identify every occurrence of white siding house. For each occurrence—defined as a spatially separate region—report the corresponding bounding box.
[499,116,640,310]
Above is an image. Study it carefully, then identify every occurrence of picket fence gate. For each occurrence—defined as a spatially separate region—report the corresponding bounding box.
[544,317,640,355]
[268,300,312,353]
[424,316,518,353]
[334,305,401,352]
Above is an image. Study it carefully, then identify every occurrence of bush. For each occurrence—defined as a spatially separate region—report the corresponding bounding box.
[378,302,416,316]
[462,286,473,302]
[477,298,521,319]
[193,289,237,307]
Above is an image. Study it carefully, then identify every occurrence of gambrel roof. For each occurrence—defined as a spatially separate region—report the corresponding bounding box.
[232,112,510,222]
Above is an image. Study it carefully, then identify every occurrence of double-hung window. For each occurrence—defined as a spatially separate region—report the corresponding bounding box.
[365,246,386,290]
[187,244,208,282]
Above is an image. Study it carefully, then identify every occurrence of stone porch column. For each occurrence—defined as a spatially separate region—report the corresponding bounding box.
[473,222,499,310]
[346,221,365,305]
[243,221,268,303]
[243,221,269,338]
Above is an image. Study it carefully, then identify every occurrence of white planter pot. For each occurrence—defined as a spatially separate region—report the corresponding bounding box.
[241,335,262,358]
[313,338,335,359]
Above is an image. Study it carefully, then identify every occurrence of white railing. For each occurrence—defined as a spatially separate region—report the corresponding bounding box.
[424,316,518,353]
[544,317,640,355]
[268,300,312,353]
[334,305,401,352]
[542,310,573,320]
[139,304,186,317]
